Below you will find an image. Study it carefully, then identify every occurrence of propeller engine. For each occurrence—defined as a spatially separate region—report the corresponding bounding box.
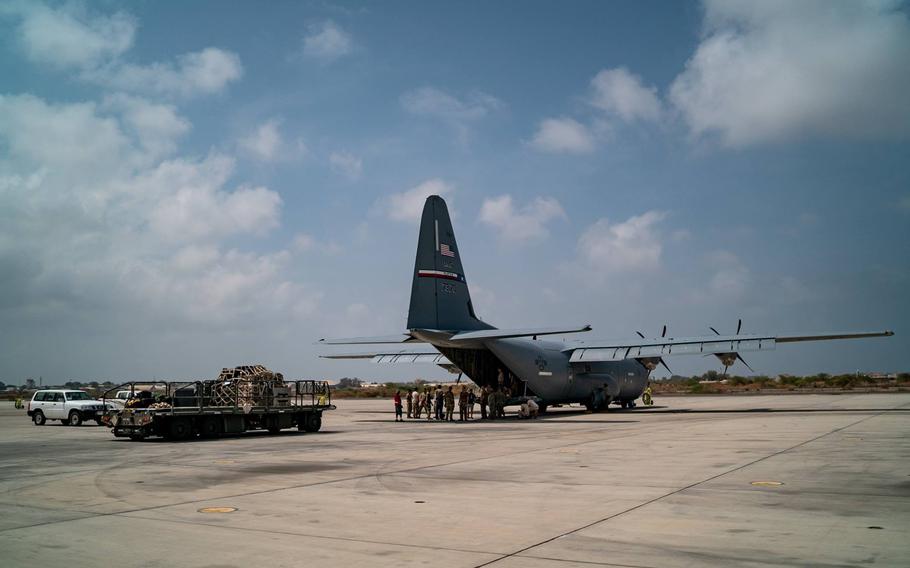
[635,325,672,375]
[709,318,754,376]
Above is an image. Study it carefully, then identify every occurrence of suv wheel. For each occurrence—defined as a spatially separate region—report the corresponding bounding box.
[68,410,83,426]
[33,410,46,426]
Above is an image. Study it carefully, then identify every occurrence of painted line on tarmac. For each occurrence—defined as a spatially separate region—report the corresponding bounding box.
[471,401,909,568]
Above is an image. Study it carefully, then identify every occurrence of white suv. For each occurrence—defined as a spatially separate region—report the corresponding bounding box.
[27,390,108,426]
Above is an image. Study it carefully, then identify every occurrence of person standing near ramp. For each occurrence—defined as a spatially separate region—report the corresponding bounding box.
[414,389,423,419]
[445,386,455,421]
[435,386,445,420]
[393,391,403,422]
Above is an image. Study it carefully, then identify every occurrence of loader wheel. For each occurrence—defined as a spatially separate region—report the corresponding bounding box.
[199,417,222,438]
[303,413,322,433]
[167,418,192,441]
[129,433,146,441]
[267,426,281,435]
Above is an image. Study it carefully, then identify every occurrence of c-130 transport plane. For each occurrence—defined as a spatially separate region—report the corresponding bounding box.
[321,195,893,412]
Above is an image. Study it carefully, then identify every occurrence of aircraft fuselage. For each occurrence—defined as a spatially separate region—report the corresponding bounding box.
[435,337,650,407]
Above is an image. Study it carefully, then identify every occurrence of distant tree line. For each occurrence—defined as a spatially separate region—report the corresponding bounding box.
[653,372,909,394]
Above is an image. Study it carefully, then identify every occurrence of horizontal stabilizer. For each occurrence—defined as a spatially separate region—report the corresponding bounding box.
[321,351,449,363]
[450,325,592,342]
[317,333,423,345]
[320,350,459,374]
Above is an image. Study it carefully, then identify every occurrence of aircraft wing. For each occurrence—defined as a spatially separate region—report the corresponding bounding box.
[565,330,893,363]
[317,333,424,345]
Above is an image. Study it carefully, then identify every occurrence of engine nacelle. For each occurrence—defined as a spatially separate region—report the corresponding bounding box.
[715,352,738,367]
[637,357,661,371]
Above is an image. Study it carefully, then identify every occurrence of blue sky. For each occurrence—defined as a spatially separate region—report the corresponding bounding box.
[1,0,908,384]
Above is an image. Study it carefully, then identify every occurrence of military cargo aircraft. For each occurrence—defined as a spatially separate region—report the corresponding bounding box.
[321,195,893,412]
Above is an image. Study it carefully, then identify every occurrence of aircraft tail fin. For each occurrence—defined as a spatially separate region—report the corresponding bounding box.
[406,195,493,332]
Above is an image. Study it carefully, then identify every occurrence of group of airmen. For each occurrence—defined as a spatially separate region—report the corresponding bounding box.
[392,369,540,422]
[389,371,656,421]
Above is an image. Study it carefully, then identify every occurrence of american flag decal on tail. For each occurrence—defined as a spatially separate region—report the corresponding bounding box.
[440,243,455,258]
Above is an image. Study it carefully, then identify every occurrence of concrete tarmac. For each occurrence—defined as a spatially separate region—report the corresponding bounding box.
[0,393,908,567]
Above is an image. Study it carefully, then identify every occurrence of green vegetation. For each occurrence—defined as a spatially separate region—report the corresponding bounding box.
[654,372,909,394]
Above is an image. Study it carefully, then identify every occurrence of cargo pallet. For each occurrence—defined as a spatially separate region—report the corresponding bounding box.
[103,380,334,441]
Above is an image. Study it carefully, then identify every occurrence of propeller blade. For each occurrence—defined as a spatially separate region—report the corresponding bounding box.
[636,331,645,339]
[736,353,754,373]
[661,325,667,338]
[660,358,673,375]
[736,318,742,335]
[709,326,721,336]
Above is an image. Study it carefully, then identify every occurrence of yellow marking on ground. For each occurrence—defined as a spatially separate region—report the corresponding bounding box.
[750,481,784,487]
[198,507,237,513]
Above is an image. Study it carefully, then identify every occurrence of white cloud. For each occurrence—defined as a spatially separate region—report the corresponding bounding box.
[91,47,244,98]
[240,120,281,161]
[705,250,751,299]
[590,67,662,122]
[302,20,353,61]
[8,2,135,68]
[103,94,190,160]
[329,151,363,180]
[144,156,282,242]
[530,117,595,154]
[577,211,667,275]
[479,195,566,243]
[383,178,453,223]
[400,87,502,141]
[401,87,501,122]
[293,233,342,255]
[130,248,321,325]
[0,94,301,329]
[238,119,306,163]
[670,0,910,146]
[4,4,242,98]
